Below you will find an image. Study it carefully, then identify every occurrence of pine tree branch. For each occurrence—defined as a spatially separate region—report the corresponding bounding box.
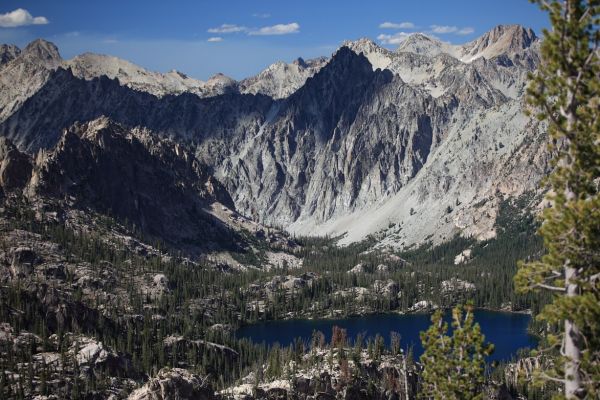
[577,6,592,22]
[539,372,567,384]
[589,272,600,282]
[544,270,563,280]
[572,44,599,107]
[531,283,566,292]
[539,0,552,11]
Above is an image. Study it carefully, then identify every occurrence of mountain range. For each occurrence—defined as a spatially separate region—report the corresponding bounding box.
[0,24,549,253]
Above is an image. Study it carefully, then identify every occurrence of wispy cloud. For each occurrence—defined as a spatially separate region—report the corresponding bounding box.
[207,36,223,42]
[379,21,415,30]
[377,32,411,45]
[208,22,301,37]
[252,13,271,19]
[457,27,474,35]
[0,8,49,28]
[430,25,458,34]
[430,25,474,35]
[248,22,300,36]
[207,24,246,34]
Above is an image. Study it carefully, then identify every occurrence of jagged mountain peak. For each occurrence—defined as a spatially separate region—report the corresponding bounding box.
[205,73,238,95]
[207,72,236,84]
[462,25,537,62]
[344,37,380,51]
[0,44,21,66]
[292,57,307,67]
[460,24,538,62]
[313,45,376,79]
[62,116,125,143]
[239,56,328,99]
[286,45,386,107]
[394,25,538,63]
[396,33,457,58]
[479,24,537,47]
[342,38,393,71]
[22,38,62,65]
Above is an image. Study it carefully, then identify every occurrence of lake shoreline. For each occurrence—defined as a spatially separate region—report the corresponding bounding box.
[238,305,532,328]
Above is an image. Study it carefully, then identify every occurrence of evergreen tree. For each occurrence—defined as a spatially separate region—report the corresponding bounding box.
[419,304,493,400]
[514,0,599,398]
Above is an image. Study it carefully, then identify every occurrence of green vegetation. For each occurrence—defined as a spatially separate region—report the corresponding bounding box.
[515,0,600,398]
[419,304,494,400]
[0,189,548,397]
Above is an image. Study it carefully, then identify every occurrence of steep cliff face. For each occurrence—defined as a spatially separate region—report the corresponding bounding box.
[0,25,550,248]
[0,39,62,122]
[201,28,547,245]
[0,137,32,195]
[1,118,249,254]
[208,47,447,226]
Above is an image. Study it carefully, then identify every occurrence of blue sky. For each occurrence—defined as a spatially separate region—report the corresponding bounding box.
[0,1,549,80]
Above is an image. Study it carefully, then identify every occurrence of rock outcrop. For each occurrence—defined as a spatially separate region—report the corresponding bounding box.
[24,117,239,250]
[0,137,32,193]
[128,368,214,400]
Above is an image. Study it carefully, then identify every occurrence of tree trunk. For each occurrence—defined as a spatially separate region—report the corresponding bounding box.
[562,2,583,390]
[564,265,583,398]
[402,352,409,400]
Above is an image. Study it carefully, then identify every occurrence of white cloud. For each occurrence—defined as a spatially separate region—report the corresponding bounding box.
[430,25,474,35]
[430,25,475,35]
[379,21,415,29]
[208,22,301,37]
[252,13,271,18]
[0,8,49,28]
[248,22,300,36]
[430,25,458,34]
[377,32,411,45]
[207,36,223,42]
[457,27,474,35]
[207,24,246,34]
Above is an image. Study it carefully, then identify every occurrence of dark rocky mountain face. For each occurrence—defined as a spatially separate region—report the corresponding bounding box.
[0,137,31,194]
[30,118,240,249]
[0,67,273,152]
[0,118,274,255]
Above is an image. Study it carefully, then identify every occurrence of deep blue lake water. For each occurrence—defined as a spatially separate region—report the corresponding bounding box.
[236,311,536,362]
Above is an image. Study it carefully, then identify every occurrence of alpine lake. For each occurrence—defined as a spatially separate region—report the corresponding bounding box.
[236,310,536,362]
